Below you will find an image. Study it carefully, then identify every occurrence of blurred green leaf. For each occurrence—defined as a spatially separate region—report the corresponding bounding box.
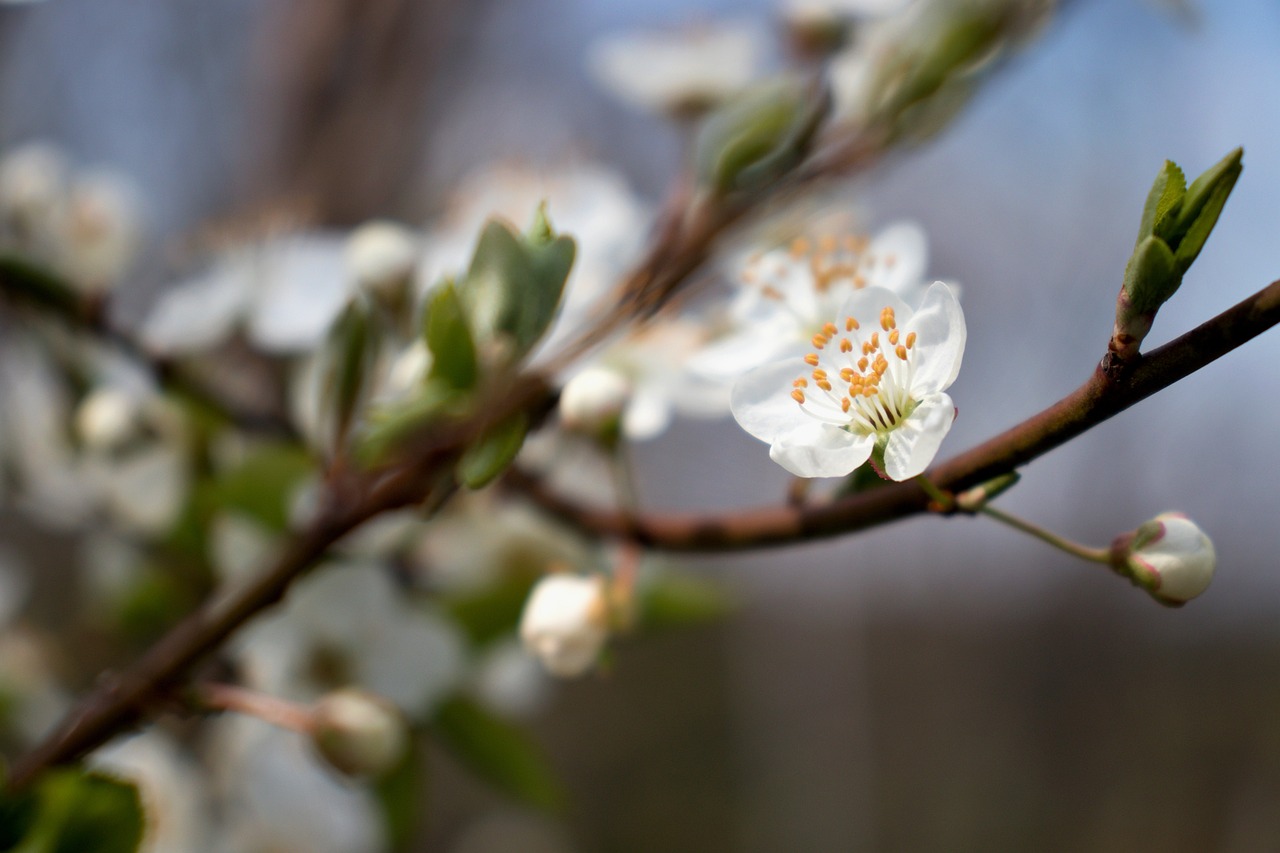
[355,381,462,468]
[425,283,478,392]
[432,696,564,813]
[695,78,826,193]
[322,296,381,450]
[375,735,427,852]
[200,443,314,532]
[0,769,144,853]
[456,413,529,490]
[442,571,539,648]
[639,572,735,630]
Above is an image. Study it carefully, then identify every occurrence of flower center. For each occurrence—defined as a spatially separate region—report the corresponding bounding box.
[788,304,918,436]
[744,233,898,298]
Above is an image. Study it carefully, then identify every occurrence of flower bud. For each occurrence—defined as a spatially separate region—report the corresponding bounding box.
[559,367,631,437]
[310,688,408,778]
[346,220,418,300]
[1110,512,1215,607]
[75,388,139,452]
[519,574,609,677]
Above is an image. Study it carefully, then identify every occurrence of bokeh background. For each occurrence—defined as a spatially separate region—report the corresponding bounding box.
[2,1,1280,850]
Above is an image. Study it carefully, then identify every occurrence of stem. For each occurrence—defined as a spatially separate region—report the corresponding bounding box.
[977,504,1109,564]
[197,683,315,733]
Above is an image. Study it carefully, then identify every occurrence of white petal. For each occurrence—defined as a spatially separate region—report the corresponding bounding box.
[882,393,955,481]
[867,221,928,298]
[247,235,352,353]
[730,359,809,444]
[902,281,965,394]
[834,284,914,333]
[770,420,874,478]
[141,261,253,354]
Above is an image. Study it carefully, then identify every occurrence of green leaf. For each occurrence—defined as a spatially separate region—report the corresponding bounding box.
[322,296,381,449]
[1,769,145,853]
[1171,147,1243,273]
[1122,235,1179,316]
[695,78,827,193]
[1138,160,1186,247]
[431,696,564,813]
[425,283,478,391]
[456,413,529,489]
[459,216,575,356]
[639,572,734,629]
[355,381,462,468]
[442,571,539,648]
[375,735,427,852]
[200,443,315,531]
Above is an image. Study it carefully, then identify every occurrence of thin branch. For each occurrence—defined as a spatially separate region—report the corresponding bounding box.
[509,278,1280,552]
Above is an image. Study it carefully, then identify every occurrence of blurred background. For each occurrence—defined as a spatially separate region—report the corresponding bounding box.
[2,0,1280,850]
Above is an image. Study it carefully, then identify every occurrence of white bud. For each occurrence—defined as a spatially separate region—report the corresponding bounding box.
[519,574,609,678]
[1112,512,1215,606]
[559,367,631,435]
[75,388,139,451]
[346,220,419,298]
[310,688,408,778]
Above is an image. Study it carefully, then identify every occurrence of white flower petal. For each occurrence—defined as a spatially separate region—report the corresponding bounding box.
[141,261,253,354]
[730,359,810,444]
[247,235,351,353]
[770,420,875,478]
[867,221,928,298]
[882,393,955,481]
[901,281,965,394]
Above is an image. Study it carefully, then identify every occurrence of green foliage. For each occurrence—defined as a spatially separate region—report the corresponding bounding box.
[1122,148,1244,320]
[0,769,144,853]
[638,571,734,629]
[431,696,564,812]
[375,736,427,852]
[322,295,382,450]
[442,570,539,648]
[424,283,478,392]
[456,413,529,489]
[695,78,827,193]
[199,442,314,532]
[355,381,463,468]
[459,212,575,357]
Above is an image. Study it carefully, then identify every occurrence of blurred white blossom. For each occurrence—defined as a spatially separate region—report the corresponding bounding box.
[519,573,609,678]
[92,731,214,853]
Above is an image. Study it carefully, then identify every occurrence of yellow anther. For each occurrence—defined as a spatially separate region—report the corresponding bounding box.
[790,237,810,258]
[863,387,878,398]
[853,274,866,289]
[906,332,917,349]
[846,316,859,331]
[839,368,855,381]
[839,338,853,353]
[822,322,838,337]
[857,357,868,372]
[879,307,896,331]
[811,334,827,349]
[816,380,833,392]
[889,329,900,345]
[895,344,908,360]
[874,355,888,374]
[804,353,820,366]
[861,342,872,356]
[841,398,851,413]
[761,285,784,301]
[869,332,879,349]
[791,389,806,404]
[793,378,808,388]
[812,369,827,380]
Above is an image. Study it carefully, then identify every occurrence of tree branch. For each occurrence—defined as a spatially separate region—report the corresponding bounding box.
[510,278,1280,552]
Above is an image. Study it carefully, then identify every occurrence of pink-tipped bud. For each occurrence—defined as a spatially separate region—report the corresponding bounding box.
[1110,512,1215,607]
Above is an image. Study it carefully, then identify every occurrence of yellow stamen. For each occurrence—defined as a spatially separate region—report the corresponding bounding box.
[822,322,838,337]
[895,344,908,360]
[811,334,828,349]
[804,353,820,366]
[791,389,806,404]
[889,329,900,345]
[839,338,853,353]
[846,316,859,331]
[841,398,851,413]
[906,332,917,349]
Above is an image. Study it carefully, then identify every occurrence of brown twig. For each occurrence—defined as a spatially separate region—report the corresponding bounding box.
[509,279,1280,552]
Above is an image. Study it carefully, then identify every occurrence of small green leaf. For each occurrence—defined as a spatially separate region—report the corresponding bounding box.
[200,443,315,531]
[355,382,462,468]
[1171,147,1243,273]
[322,296,381,449]
[442,571,540,648]
[695,78,827,193]
[1122,235,1179,316]
[1138,160,1186,247]
[374,734,427,852]
[639,572,734,629]
[456,413,529,489]
[425,283,478,391]
[431,696,564,813]
[2,769,145,853]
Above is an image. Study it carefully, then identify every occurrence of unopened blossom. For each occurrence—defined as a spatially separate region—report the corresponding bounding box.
[519,574,609,678]
[345,220,418,300]
[1110,512,1215,606]
[587,21,764,116]
[732,281,964,480]
[693,222,932,381]
[559,366,631,436]
[310,688,408,778]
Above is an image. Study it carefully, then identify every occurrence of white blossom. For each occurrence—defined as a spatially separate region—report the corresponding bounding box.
[310,688,408,778]
[732,281,964,480]
[1114,512,1216,606]
[519,574,609,678]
